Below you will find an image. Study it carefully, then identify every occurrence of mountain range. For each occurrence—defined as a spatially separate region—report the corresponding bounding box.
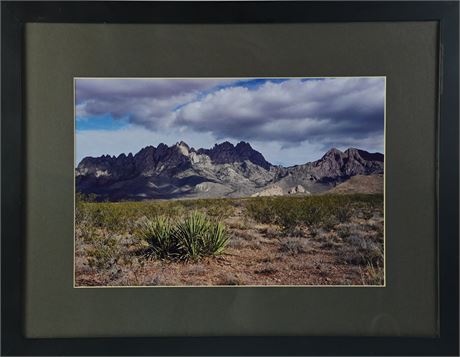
[76,141,384,201]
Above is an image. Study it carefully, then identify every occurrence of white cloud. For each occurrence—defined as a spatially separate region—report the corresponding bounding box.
[173,78,384,146]
[75,77,385,165]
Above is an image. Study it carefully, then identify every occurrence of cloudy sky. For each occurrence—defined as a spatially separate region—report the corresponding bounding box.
[76,77,385,166]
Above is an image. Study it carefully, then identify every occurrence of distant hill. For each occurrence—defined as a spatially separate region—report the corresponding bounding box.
[328,174,384,194]
[76,141,384,201]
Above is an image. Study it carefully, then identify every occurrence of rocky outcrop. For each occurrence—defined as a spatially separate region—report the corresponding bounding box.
[197,141,271,170]
[288,185,308,195]
[312,147,383,180]
[283,147,384,184]
[251,185,284,197]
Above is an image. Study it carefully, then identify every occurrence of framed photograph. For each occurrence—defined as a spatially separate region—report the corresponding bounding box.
[74,76,386,288]
[2,1,458,355]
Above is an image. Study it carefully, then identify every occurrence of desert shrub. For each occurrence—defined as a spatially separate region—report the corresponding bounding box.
[299,204,325,226]
[309,226,319,238]
[85,233,119,270]
[75,192,98,204]
[360,262,384,285]
[246,197,319,231]
[279,238,310,255]
[321,216,338,231]
[288,226,307,238]
[340,235,384,266]
[139,211,229,260]
[258,227,280,239]
[245,198,278,224]
[77,223,97,243]
[217,273,240,285]
[227,236,248,249]
[337,226,351,238]
[254,264,278,275]
[363,242,384,266]
[206,203,235,220]
[245,194,383,231]
[334,205,352,223]
[277,208,302,231]
[361,207,374,220]
[81,204,127,233]
[77,194,383,238]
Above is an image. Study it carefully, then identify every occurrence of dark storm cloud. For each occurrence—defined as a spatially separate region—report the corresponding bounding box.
[76,78,233,129]
[76,77,385,149]
[173,78,385,148]
[76,78,228,103]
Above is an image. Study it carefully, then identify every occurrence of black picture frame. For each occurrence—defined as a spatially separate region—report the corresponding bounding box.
[1,1,458,355]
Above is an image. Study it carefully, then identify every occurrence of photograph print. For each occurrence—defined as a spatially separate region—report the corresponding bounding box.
[75,77,385,287]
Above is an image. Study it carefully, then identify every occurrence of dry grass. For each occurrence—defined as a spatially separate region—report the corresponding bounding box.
[75,193,384,286]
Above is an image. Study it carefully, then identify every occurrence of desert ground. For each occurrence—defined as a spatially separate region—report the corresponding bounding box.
[75,193,384,287]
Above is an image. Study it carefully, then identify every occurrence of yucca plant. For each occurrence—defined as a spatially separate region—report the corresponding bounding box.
[138,216,176,259]
[139,211,229,260]
[173,211,210,260]
[202,221,229,256]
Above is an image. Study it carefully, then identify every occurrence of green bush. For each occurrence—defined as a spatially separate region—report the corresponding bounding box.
[139,211,229,260]
[245,198,278,224]
[299,204,324,226]
[244,194,383,231]
[138,216,177,259]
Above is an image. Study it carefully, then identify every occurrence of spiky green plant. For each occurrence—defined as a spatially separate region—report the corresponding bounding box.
[173,211,211,259]
[202,220,229,256]
[139,211,229,260]
[138,216,176,259]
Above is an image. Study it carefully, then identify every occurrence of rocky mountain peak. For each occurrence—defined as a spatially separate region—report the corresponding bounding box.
[345,148,384,162]
[175,141,191,156]
[235,141,251,150]
[175,141,190,149]
[323,147,344,156]
[308,147,384,182]
[76,142,383,201]
[215,141,234,149]
[320,148,346,162]
[198,141,272,170]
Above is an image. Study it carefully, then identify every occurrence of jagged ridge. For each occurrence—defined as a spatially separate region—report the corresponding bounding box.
[76,141,383,201]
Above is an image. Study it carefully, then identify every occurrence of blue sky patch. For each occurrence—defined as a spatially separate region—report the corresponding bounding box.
[76,114,130,131]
